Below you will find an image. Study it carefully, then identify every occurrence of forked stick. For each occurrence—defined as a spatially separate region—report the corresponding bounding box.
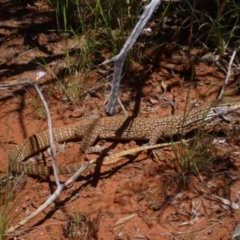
[6,140,186,234]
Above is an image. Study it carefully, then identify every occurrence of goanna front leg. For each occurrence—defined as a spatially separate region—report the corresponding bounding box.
[148,129,165,160]
[80,122,105,154]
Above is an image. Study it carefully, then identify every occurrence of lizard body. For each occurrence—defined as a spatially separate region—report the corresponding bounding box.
[8,97,240,175]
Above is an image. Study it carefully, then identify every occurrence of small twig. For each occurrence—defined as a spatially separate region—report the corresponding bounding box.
[117,97,128,116]
[172,95,177,115]
[217,49,237,99]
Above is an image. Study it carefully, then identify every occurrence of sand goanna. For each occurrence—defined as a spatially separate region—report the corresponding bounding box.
[7,97,240,176]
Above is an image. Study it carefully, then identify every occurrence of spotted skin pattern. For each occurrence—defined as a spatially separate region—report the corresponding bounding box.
[8,97,240,176]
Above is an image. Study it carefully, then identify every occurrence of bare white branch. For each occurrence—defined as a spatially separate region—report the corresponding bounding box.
[102,0,161,115]
[6,140,186,233]
[0,79,60,186]
[5,160,94,234]
[217,49,237,99]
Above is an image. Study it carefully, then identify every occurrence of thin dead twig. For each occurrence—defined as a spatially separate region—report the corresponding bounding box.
[0,79,60,186]
[217,46,238,99]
